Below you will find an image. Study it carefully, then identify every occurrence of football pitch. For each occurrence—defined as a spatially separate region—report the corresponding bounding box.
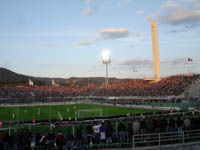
[0,104,160,121]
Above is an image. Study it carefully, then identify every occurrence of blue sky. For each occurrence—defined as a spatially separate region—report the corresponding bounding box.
[0,0,200,79]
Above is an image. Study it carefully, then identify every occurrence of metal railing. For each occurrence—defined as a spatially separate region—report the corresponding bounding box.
[133,129,200,149]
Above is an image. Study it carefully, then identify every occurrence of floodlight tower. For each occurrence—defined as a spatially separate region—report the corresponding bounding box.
[102,49,111,85]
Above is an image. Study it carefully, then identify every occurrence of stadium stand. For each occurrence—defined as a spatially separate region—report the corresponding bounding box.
[0,74,199,103]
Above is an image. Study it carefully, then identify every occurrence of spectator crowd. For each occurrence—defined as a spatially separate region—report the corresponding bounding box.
[0,74,199,104]
[0,113,199,150]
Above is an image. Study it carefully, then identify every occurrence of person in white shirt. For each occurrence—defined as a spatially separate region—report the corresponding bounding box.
[93,122,101,144]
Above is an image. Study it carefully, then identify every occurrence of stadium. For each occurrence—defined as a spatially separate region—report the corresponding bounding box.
[1,1,200,150]
[1,62,200,150]
[1,70,200,150]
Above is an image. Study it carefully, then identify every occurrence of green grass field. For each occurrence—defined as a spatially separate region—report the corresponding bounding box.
[0,104,160,121]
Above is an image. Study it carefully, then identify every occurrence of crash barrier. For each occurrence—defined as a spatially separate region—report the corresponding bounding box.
[31,129,200,150]
[133,129,200,149]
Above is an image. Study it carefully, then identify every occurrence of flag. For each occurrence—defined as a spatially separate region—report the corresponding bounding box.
[52,79,56,85]
[29,79,34,86]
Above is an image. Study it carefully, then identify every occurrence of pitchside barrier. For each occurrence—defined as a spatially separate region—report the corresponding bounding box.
[132,129,200,150]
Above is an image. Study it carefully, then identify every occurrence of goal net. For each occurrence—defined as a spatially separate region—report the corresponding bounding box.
[78,109,102,118]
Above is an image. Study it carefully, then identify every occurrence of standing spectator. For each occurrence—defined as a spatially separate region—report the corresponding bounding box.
[100,121,106,143]
[24,129,32,150]
[93,122,101,144]
[0,131,4,150]
[19,130,25,150]
[118,121,126,143]
[86,124,93,145]
[184,117,191,131]
[35,133,42,146]
[176,117,184,137]
[65,130,74,150]
[13,129,19,150]
[81,125,87,144]
[3,132,10,150]
[47,131,56,150]
[160,117,167,133]
[133,119,140,135]
[127,120,133,142]
[169,117,176,132]
[140,118,147,135]
[56,130,65,150]
[105,121,113,144]
[155,118,161,133]
[75,126,82,148]
[146,117,154,133]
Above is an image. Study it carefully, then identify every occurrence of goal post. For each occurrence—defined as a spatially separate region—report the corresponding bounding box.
[78,109,102,118]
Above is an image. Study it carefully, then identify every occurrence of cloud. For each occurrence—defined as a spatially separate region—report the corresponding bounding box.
[162,57,196,65]
[143,0,200,30]
[185,23,200,28]
[195,3,200,8]
[76,28,147,46]
[119,58,197,69]
[83,8,96,16]
[99,28,131,39]
[83,0,97,16]
[169,29,186,33]
[128,44,136,48]
[161,1,180,11]
[182,0,198,3]
[144,14,155,22]
[86,0,96,4]
[76,41,93,46]
[136,10,144,14]
[119,59,153,67]
[118,0,133,7]
[40,42,65,48]
[160,9,200,25]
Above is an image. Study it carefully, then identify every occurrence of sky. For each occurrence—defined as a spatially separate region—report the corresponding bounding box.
[0,0,200,79]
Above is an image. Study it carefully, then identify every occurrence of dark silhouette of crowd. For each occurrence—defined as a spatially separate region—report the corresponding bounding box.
[0,113,200,150]
[0,74,199,104]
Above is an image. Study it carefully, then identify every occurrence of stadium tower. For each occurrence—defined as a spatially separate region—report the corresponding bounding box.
[151,21,161,81]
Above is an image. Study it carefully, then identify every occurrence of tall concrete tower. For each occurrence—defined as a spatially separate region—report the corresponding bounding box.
[151,21,161,80]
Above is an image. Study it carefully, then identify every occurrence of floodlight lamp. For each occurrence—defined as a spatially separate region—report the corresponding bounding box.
[102,50,111,63]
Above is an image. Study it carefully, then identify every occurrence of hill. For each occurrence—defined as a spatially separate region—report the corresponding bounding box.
[0,67,131,86]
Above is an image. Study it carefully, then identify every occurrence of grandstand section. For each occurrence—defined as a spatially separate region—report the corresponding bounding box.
[185,77,200,98]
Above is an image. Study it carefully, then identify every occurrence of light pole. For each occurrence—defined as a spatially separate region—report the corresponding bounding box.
[102,49,111,85]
